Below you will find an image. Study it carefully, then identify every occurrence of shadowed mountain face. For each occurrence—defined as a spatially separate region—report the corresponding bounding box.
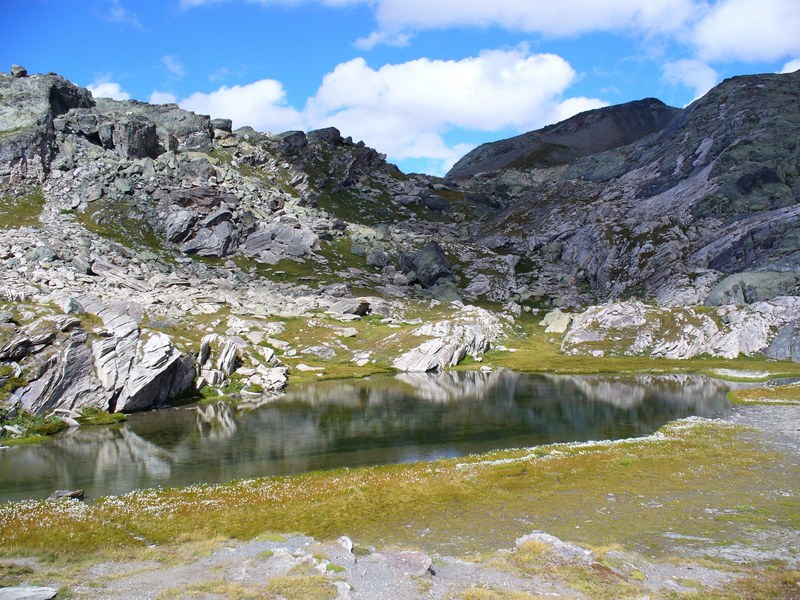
[464,71,800,306]
[446,98,681,179]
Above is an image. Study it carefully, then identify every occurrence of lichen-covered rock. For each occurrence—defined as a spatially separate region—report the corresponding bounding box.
[403,241,454,289]
[393,305,504,372]
[114,333,195,413]
[111,115,159,159]
[706,272,800,306]
[0,72,93,180]
[563,298,800,361]
[540,308,572,333]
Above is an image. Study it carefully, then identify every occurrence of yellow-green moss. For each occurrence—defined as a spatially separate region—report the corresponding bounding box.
[728,383,800,405]
[1,418,796,567]
[0,190,45,229]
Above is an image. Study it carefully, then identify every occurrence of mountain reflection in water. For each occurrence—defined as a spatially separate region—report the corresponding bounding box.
[0,371,733,502]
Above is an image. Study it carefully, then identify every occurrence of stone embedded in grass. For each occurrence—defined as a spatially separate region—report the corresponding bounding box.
[515,531,593,566]
[0,586,58,600]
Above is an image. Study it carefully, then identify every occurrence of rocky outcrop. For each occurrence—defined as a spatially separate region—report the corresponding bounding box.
[401,241,455,289]
[5,299,195,416]
[3,65,800,422]
[393,305,504,371]
[197,334,288,396]
[14,329,102,415]
[114,333,195,413]
[467,70,800,306]
[0,72,94,181]
[562,298,800,360]
[242,214,319,263]
[705,272,800,306]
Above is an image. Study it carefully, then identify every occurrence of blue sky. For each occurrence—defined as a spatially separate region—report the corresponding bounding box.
[3,0,800,175]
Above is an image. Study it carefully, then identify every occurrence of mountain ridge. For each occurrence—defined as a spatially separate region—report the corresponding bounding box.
[447,97,681,179]
[1,66,800,420]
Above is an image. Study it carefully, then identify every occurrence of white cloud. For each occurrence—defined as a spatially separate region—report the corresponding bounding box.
[369,0,699,38]
[178,0,698,39]
[149,91,178,104]
[781,58,800,73]
[162,55,186,78]
[175,0,800,67]
[87,80,131,100]
[209,67,231,81]
[179,79,306,133]
[354,30,411,50]
[693,0,800,62]
[548,97,611,124]
[175,47,605,174]
[661,59,718,101]
[306,48,600,133]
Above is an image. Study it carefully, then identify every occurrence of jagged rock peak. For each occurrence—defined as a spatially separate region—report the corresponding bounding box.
[447,97,680,179]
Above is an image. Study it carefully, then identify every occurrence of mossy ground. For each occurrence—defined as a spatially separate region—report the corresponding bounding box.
[0,410,69,446]
[1,419,796,566]
[479,312,800,380]
[76,200,167,257]
[0,189,45,229]
[729,382,800,405]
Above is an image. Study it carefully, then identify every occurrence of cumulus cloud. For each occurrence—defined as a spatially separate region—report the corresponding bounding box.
[306,49,601,132]
[369,0,699,38]
[175,47,605,174]
[87,80,131,100]
[177,0,800,66]
[693,0,800,62]
[662,59,718,101]
[179,79,306,133]
[781,58,800,74]
[149,91,178,104]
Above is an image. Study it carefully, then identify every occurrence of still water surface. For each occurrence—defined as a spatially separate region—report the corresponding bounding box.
[0,371,734,502]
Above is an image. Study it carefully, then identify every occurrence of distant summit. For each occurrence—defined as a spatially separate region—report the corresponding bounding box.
[447,98,680,179]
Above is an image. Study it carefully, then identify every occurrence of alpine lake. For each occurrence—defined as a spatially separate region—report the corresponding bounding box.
[0,370,739,503]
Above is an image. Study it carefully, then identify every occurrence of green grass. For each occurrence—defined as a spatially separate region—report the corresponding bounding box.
[265,574,337,600]
[1,418,796,565]
[232,236,379,289]
[76,199,169,258]
[478,313,800,379]
[0,367,25,404]
[0,410,69,445]
[0,562,35,586]
[77,407,127,426]
[0,189,45,229]
[728,382,800,405]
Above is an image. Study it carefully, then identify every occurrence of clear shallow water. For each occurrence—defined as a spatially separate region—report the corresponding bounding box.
[0,371,734,503]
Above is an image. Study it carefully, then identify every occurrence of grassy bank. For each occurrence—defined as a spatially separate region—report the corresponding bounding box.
[479,314,800,380]
[1,418,796,562]
[729,382,800,405]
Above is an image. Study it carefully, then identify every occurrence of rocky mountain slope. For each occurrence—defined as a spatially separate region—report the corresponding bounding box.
[466,71,800,306]
[1,66,800,422]
[447,97,681,178]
